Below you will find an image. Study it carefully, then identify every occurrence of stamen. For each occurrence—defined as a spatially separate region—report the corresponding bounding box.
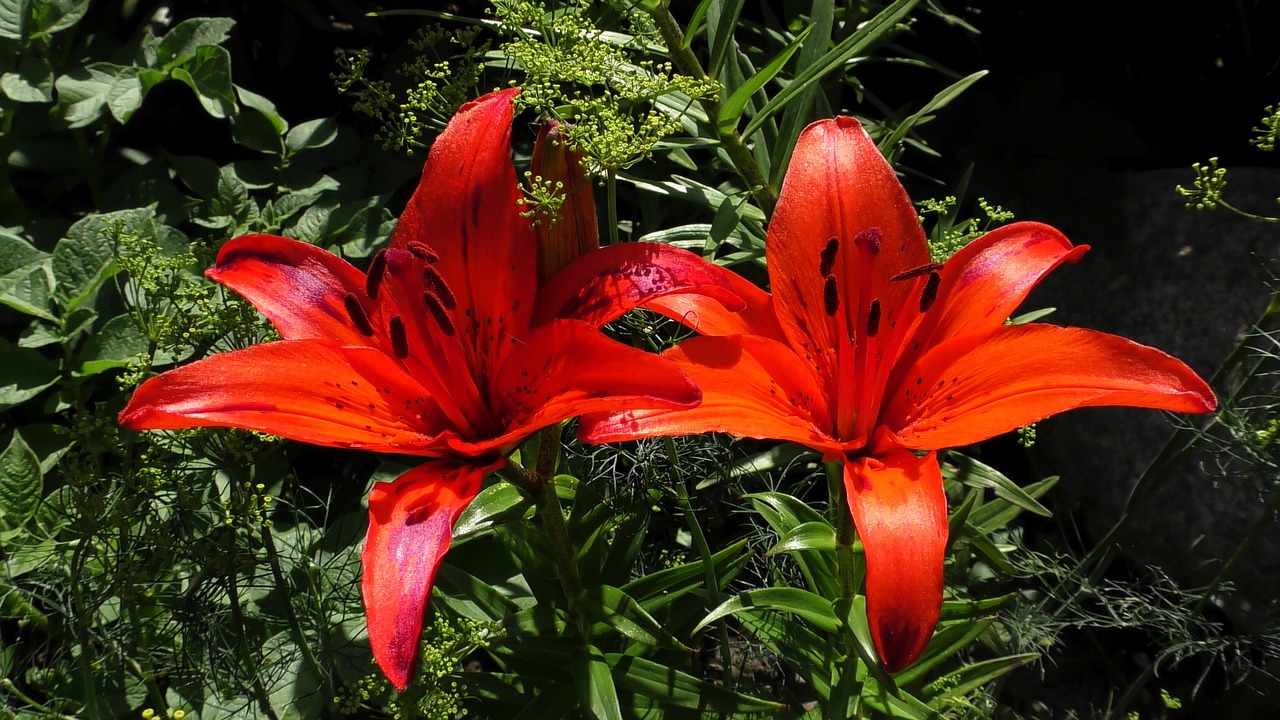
[365,250,388,299]
[389,315,409,358]
[866,299,881,337]
[823,274,839,316]
[819,237,839,277]
[423,291,456,336]
[406,241,440,263]
[421,265,457,310]
[854,227,882,255]
[891,262,944,281]
[919,271,941,312]
[343,293,375,336]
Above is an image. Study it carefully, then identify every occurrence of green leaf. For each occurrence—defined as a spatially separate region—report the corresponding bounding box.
[577,585,691,651]
[879,71,987,157]
[453,482,528,540]
[746,490,838,595]
[154,17,236,68]
[948,453,1052,517]
[741,0,921,140]
[55,62,139,128]
[285,117,339,153]
[0,340,57,411]
[969,476,1060,534]
[570,645,622,720]
[0,0,27,40]
[837,596,900,694]
[0,233,54,321]
[0,431,41,530]
[938,593,1017,622]
[52,207,151,312]
[171,45,236,119]
[767,520,839,555]
[1,55,53,103]
[622,538,749,603]
[76,313,149,376]
[695,587,840,634]
[231,85,287,154]
[607,654,785,713]
[706,0,746,81]
[718,24,812,134]
[893,620,993,686]
[925,654,1038,704]
[1009,307,1056,324]
[32,0,88,36]
[771,0,835,189]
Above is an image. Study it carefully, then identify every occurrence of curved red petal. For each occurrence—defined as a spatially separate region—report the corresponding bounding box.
[391,87,536,376]
[209,234,375,345]
[118,340,453,454]
[578,334,839,450]
[480,319,701,453]
[534,243,746,328]
[844,449,947,673]
[362,458,498,691]
[904,222,1087,364]
[531,119,599,282]
[644,263,788,343]
[884,324,1217,450]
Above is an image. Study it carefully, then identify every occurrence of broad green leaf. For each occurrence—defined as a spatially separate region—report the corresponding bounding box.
[607,654,785,713]
[0,0,27,40]
[55,63,130,127]
[52,207,151,312]
[741,0,921,139]
[718,24,812,134]
[695,587,840,634]
[231,85,288,154]
[570,645,622,720]
[0,340,57,411]
[0,238,54,321]
[767,520,840,555]
[154,17,236,68]
[171,45,236,119]
[286,117,339,153]
[1,55,53,103]
[577,584,691,651]
[32,0,88,36]
[925,653,1038,704]
[104,67,144,124]
[76,313,149,376]
[235,85,287,133]
[0,431,41,529]
[453,482,528,540]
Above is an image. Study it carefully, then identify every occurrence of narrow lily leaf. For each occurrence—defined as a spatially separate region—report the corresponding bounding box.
[607,654,785,713]
[570,645,623,720]
[453,482,529,540]
[694,587,840,634]
[893,619,993,686]
[578,584,691,651]
[747,491,837,596]
[970,476,1060,534]
[770,0,835,189]
[736,609,832,686]
[925,654,1038,704]
[838,596,899,695]
[766,520,839,556]
[859,679,933,720]
[706,0,747,82]
[945,487,979,547]
[682,0,715,48]
[511,680,577,720]
[433,563,522,622]
[947,453,1052,517]
[878,70,988,156]
[966,532,1015,574]
[741,0,921,139]
[1009,307,1057,324]
[719,24,812,135]
[939,593,1018,621]
[623,538,750,602]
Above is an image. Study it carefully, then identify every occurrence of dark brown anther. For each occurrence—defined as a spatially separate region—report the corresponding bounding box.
[854,227,882,255]
[891,262,945,282]
[823,274,839,317]
[423,291,456,336]
[365,250,388,299]
[343,293,375,336]
[389,315,409,358]
[919,271,941,312]
[406,241,440,263]
[819,237,839,276]
[421,265,457,310]
[866,299,881,337]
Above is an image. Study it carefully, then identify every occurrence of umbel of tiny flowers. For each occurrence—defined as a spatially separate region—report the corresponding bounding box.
[581,115,1217,673]
[118,88,745,691]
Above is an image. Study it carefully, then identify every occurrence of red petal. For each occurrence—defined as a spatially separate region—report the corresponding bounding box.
[363,459,498,691]
[644,263,788,343]
[476,319,703,454]
[762,116,926,386]
[534,243,746,328]
[118,340,453,453]
[884,324,1217,450]
[578,334,840,451]
[904,222,1087,362]
[209,234,375,345]
[843,449,947,673]
[531,119,599,282]
[391,88,536,377]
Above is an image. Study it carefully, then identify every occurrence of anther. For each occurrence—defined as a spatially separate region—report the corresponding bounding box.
[854,227,882,255]
[866,299,881,337]
[919,271,941,312]
[819,237,839,276]
[891,262,944,281]
[343,293,375,336]
[423,291,456,336]
[823,274,839,317]
[365,250,388,299]
[389,315,409,358]
[421,265,457,310]
[406,241,440,263]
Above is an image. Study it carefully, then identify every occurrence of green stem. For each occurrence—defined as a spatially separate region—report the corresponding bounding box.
[606,168,620,246]
[645,4,777,214]
[0,679,79,720]
[225,534,280,720]
[68,537,101,720]
[664,437,733,690]
[261,524,339,717]
[1219,199,1279,223]
[825,460,858,600]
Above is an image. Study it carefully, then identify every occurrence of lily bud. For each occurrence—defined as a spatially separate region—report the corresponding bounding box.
[530,120,599,282]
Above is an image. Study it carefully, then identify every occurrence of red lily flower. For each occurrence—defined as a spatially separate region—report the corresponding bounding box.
[581,116,1216,672]
[118,88,743,690]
